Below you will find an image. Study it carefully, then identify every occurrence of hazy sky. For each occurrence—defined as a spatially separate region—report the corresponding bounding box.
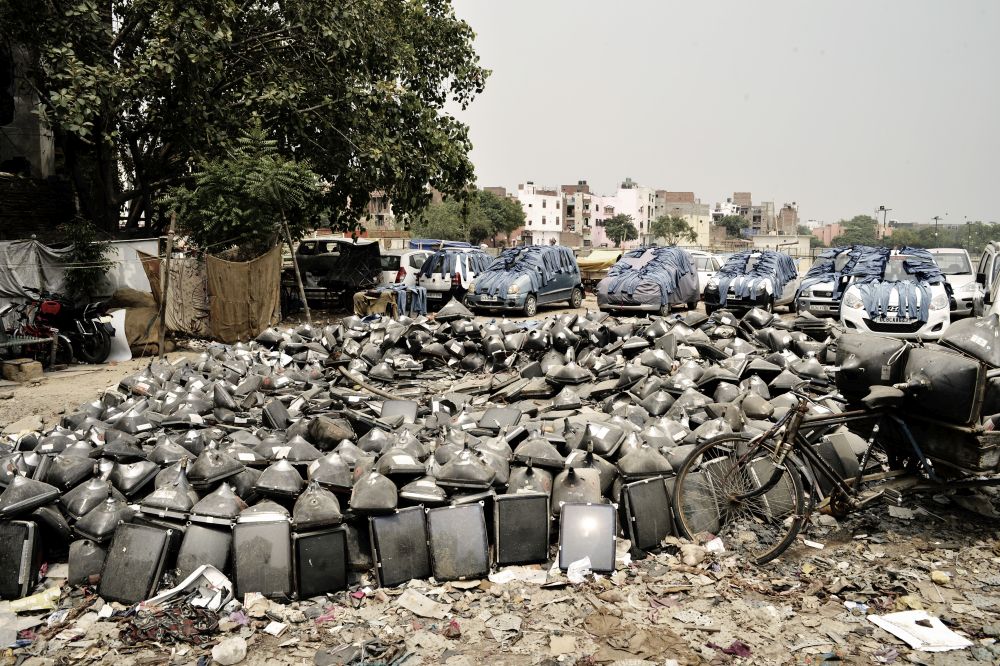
[451,0,1000,226]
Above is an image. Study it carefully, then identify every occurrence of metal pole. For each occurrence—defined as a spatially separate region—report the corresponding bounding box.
[282,214,311,326]
[157,213,176,360]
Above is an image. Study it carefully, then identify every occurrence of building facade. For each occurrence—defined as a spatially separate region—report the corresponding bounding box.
[516,182,563,246]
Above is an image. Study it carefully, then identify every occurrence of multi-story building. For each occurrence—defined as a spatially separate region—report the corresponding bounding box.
[516,181,563,246]
[777,203,799,235]
[654,191,712,247]
[362,191,396,231]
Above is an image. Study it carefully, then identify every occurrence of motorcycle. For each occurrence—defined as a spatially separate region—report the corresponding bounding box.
[22,287,115,364]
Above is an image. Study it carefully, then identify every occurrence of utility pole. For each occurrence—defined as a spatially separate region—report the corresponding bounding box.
[932,215,942,245]
[878,205,891,241]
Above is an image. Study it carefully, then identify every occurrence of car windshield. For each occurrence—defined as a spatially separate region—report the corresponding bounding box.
[883,258,917,282]
[695,257,713,271]
[380,255,401,271]
[932,252,972,275]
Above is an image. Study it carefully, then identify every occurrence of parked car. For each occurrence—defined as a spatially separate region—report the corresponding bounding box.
[840,248,951,339]
[795,245,878,318]
[379,249,430,288]
[417,248,493,307]
[686,250,723,293]
[466,245,582,316]
[927,248,981,317]
[977,241,1000,299]
[578,249,624,293]
[596,247,700,316]
[285,238,381,308]
[703,250,799,315]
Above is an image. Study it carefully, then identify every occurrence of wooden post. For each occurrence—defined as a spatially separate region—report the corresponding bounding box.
[158,213,176,360]
[282,215,311,326]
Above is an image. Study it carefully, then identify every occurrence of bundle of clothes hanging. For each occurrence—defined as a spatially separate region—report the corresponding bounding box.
[471,246,577,297]
[598,247,699,307]
[715,250,798,306]
[848,247,949,323]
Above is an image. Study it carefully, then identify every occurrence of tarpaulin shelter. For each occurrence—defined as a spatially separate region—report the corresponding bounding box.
[0,238,157,310]
[206,245,282,343]
[138,252,210,337]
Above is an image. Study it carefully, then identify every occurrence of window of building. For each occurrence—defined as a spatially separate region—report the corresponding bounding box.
[556,201,560,210]
[555,216,560,225]
[542,216,546,225]
[528,220,532,226]
[542,200,547,208]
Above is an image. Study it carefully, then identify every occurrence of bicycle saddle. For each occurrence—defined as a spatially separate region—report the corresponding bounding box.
[861,385,905,409]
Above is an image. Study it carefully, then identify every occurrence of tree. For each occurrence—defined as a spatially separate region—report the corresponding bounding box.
[57,217,112,303]
[650,215,698,246]
[162,124,326,261]
[715,215,749,238]
[411,195,489,245]
[478,190,525,246]
[603,214,638,246]
[0,0,489,234]
[831,215,880,246]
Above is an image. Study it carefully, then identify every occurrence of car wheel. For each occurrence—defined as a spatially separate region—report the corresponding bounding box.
[658,304,672,317]
[523,294,538,317]
[705,304,718,316]
[569,288,583,309]
[687,301,698,310]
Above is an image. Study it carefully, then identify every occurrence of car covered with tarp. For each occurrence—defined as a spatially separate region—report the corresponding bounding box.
[840,247,952,339]
[795,245,879,317]
[417,248,493,307]
[596,247,700,315]
[466,245,582,316]
[703,250,799,314]
[287,238,381,307]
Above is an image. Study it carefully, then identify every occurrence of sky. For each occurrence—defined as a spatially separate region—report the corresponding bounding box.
[450,0,1000,226]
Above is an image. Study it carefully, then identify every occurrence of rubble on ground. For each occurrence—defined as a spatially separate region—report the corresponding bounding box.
[1,301,998,664]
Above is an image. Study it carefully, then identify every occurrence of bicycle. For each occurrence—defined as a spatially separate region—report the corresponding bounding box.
[670,374,1000,564]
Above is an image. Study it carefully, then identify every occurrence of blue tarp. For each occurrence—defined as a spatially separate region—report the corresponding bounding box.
[472,245,577,296]
[716,250,798,305]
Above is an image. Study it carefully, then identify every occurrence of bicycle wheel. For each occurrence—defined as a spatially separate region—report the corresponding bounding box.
[672,434,808,564]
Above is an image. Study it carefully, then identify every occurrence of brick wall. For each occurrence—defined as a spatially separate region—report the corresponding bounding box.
[0,175,74,241]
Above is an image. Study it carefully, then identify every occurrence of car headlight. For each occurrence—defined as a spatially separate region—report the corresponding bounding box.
[799,290,812,298]
[930,293,949,310]
[706,283,719,291]
[467,281,476,293]
[507,284,519,295]
[958,282,979,293]
[843,293,864,310]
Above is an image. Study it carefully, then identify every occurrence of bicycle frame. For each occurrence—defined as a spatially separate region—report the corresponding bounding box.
[734,396,949,513]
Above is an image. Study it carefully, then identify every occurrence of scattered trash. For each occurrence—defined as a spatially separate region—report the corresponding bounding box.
[868,610,973,652]
[396,589,451,619]
[211,636,248,665]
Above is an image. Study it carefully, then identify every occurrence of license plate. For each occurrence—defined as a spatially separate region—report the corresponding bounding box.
[480,295,497,303]
[427,292,444,299]
[876,316,915,324]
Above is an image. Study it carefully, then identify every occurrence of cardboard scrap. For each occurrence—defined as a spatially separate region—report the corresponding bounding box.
[397,589,452,619]
[868,610,973,652]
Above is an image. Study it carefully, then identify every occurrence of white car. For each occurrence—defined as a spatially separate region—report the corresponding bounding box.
[840,252,951,339]
[379,249,430,288]
[686,250,723,293]
[927,248,981,317]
